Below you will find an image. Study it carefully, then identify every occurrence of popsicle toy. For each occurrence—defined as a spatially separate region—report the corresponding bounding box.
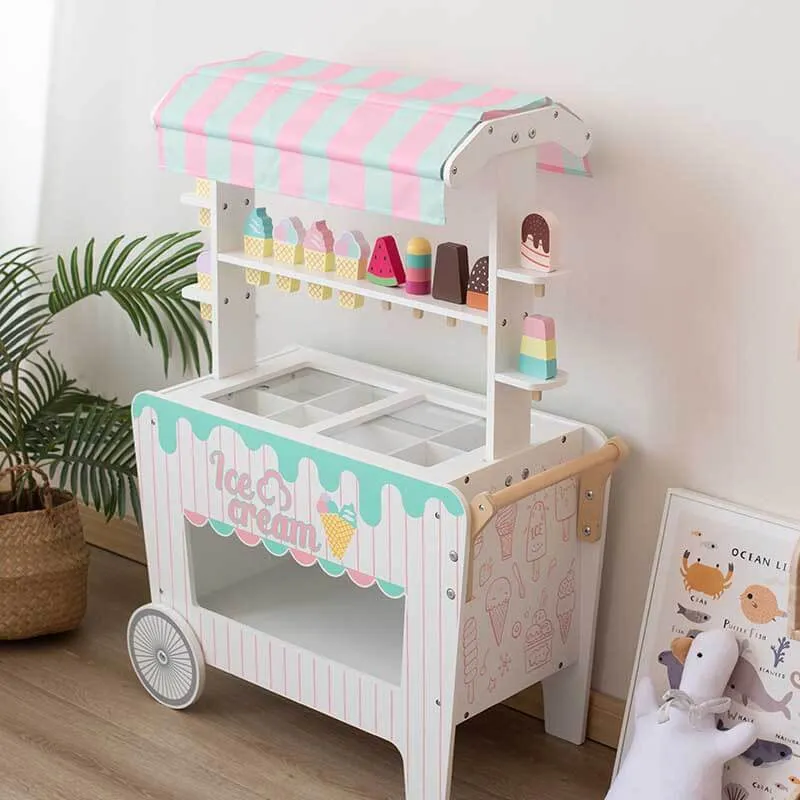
[519,314,557,379]
[466,256,489,310]
[405,237,431,296]
[432,242,469,304]
[367,236,405,287]
[304,220,335,301]
[520,210,559,272]
[335,230,370,309]
[273,217,305,293]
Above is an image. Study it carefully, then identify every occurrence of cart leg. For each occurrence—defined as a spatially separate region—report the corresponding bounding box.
[541,524,606,745]
[402,727,456,800]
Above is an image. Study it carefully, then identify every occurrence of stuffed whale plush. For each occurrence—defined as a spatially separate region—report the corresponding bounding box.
[607,630,758,800]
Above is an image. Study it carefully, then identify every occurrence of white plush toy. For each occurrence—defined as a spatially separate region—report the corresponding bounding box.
[607,629,757,800]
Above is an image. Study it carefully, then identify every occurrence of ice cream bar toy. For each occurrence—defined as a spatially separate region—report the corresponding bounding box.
[519,314,557,379]
[134,49,627,800]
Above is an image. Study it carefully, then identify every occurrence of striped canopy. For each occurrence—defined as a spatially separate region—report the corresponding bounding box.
[154,52,590,225]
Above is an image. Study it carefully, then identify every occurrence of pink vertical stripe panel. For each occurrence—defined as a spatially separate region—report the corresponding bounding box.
[396,78,464,101]
[328,160,366,209]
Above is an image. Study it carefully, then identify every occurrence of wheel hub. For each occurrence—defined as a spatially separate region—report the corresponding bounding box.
[156,648,169,666]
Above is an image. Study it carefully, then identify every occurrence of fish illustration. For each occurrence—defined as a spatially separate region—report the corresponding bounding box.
[658,649,684,689]
[727,656,793,719]
[740,584,787,625]
[677,603,711,625]
[717,721,793,766]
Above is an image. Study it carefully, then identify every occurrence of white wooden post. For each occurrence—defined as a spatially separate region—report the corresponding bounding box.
[210,182,256,378]
[486,151,538,460]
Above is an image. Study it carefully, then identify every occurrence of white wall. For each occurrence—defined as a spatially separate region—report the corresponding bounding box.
[38,0,800,700]
[0,1,55,247]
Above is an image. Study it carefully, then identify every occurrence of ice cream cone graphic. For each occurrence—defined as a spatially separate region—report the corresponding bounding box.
[485,577,511,646]
[556,560,576,644]
[317,495,357,559]
[494,504,517,560]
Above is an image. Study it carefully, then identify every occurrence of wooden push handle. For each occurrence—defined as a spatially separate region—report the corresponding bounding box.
[465,437,628,600]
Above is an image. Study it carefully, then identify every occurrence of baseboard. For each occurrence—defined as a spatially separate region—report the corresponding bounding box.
[79,506,147,565]
[505,685,623,749]
[79,505,625,748]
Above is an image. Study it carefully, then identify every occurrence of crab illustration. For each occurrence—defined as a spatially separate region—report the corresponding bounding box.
[681,550,733,598]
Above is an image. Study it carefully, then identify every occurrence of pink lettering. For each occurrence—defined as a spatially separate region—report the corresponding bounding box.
[237,473,254,500]
[256,507,272,534]
[270,514,292,543]
[256,469,292,510]
[210,450,225,490]
[293,521,321,553]
[228,498,256,526]
[224,467,239,495]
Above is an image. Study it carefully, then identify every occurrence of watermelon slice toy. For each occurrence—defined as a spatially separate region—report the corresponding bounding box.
[367,236,406,287]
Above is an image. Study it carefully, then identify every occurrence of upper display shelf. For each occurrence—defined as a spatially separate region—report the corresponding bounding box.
[152,51,592,225]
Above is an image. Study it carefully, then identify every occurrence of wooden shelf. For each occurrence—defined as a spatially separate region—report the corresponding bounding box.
[180,192,211,209]
[181,283,212,304]
[220,250,488,327]
[497,266,569,286]
[494,369,569,393]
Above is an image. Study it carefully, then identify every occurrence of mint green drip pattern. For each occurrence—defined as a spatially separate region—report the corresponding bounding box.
[132,392,465,528]
[203,515,405,598]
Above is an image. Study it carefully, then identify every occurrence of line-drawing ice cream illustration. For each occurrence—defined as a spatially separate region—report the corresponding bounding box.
[525,590,554,673]
[485,577,511,646]
[462,616,478,704]
[556,559,576,644]
[525,500,547,581]
[494,503,517,561]
[512,562,526,598]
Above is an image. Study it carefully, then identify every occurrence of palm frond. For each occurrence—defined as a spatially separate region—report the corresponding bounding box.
[0,253,51,375]
[46,402,140,522]
[48,233,210,375]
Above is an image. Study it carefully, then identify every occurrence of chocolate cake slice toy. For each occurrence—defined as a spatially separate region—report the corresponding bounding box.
[520,211,559,272]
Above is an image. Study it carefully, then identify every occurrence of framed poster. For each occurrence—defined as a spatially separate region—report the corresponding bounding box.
[617,489,800,800]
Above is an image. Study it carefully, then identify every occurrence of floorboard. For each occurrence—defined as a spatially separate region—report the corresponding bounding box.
[0,548,614,799]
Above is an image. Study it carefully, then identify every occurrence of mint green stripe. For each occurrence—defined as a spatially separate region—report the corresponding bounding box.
[162,129,187,173]
[364,167,394,218]
[420,179,446,225]
[205,136,232,183]
[331,66,378,85]
[198,52,284,77]
[204,81,265,139]
[377,579,406,599]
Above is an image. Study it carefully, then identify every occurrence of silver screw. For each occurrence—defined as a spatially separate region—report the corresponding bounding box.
[223,297,230,305]
[446,588,456,600]
[511,132,519,143]
[245,291,251,300]
[521,468,530,479]
[583,526,592,537]
[585,131,591,141]
[488,125,494,134]
[553,110,559,119]
[435,699,441,706]
[585,490,594,500]
[504,476,512,487]
[451,166,458,175]
[449,550,458,562]
[478,503,485,511]
[500,318,507,327]
[528,128,536,139]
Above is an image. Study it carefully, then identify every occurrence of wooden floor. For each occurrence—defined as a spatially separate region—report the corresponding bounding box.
[0,548,614,800]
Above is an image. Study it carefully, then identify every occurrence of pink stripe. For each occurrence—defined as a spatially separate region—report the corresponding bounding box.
[325,96,400,167]
[276,86,346,154]
[391,172,422,221]
[182,55,309,176]
[356,70,403,89]
[460,87,520,108]
[398,78,465,100]
[328,160,365,209]
[536,141,565,173]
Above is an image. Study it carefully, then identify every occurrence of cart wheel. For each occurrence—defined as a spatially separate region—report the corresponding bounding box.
[127,604,205,709]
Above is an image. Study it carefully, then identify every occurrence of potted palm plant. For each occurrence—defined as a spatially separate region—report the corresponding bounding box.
[0,234,209,639]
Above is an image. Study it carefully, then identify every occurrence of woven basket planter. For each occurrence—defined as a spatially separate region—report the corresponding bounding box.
[0,466,90,640]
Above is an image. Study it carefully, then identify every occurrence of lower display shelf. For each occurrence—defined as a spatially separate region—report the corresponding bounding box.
[197,555,405,686]
[495,369,569,393]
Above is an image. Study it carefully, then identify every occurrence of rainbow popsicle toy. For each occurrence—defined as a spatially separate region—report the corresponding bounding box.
[519,315,557,379]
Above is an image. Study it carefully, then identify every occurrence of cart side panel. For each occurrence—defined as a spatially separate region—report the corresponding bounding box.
[132,391,469,779]
[452,429,585,720]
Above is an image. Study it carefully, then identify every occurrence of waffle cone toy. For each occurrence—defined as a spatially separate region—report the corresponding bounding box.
[335,231,370,310]
[317,496,357,560]
[305,221,335,301]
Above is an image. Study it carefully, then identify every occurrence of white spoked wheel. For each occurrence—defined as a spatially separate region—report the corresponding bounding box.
[127,604,205,710]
